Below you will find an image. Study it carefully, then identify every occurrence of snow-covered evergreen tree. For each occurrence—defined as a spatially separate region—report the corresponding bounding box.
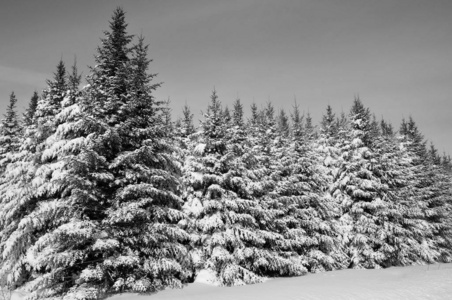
[0,92,21,173]
[183,92,304,286]
[398,118,452,263]
[266,103,346,272]
[330,98,395,268]
[369,119,432,266]
[0,59,70,298]
[1,8,192,300]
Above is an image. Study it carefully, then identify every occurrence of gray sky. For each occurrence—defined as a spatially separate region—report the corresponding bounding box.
[1,0,451,154]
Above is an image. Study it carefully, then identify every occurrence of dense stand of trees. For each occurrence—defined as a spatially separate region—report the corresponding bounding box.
[0,8,451,300]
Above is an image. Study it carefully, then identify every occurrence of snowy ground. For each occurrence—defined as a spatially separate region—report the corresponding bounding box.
[11,263,452,300]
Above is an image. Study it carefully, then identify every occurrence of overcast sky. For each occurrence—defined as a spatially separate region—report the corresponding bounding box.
[1,0,451,153]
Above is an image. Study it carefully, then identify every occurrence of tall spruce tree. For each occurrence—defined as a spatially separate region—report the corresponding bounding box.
[1,8,192,299]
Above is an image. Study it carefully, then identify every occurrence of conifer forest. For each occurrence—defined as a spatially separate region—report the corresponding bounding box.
[0,8,451,300]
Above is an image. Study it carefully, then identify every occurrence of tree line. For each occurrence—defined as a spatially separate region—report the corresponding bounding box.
[0,7,451,300]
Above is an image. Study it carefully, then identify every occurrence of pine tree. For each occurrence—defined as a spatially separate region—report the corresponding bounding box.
[264,102,275,128]
[267,104,346,272]
[23,91,39,126]
[37,59,68,122]
[349,97,372,147]
[222,106,231,125]
[380,118,393,137]
[290,101,304,139]
[405,117,428,163]
[277,109,290,137]
[371,122,430,266]
[0,8,192,299]
[369,114,380,142]
[428,143,441,166]
[95,32,192,295]
[441,153,452,172]
[0,61,70,297]
[183,92,304,285]
[249,102,260,127]
[88,7,133,125]
[320,105,337,141]
[336,111,349,141]
[0,92,21,173]
[48,59,67,90]
[162,98,174,135]
[232,99,244,128]
[179,104,195,138]
[304,112,315,140]
[68,57,82,91]
[399,119,452,263]
[331,98,397,268]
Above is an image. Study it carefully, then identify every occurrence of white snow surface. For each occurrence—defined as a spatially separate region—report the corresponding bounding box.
[193,269,220,286]
[11,263,452,300]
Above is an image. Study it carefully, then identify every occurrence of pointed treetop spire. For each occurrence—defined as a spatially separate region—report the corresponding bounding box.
[94,6,133,79]
[0,91,21,156]
[4,91,18,122]
[232,98,244,127]
[320,104,337,138]
[277,109,290,137]
[68,57,82,90]
[249,102,259,126]
[305,111,314,133]
[47,59,67,91]
[380,118,394,137]
[23,91,39,126]
[222,106,231,124]
[131,34,159,94]
[264,101,275,127]
[181,103,195,137]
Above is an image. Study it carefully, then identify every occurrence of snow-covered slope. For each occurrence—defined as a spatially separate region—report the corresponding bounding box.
[107,263,452,300]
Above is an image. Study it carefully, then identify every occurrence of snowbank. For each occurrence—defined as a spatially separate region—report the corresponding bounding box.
[108,263,452,300]
[11,263,452,300]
